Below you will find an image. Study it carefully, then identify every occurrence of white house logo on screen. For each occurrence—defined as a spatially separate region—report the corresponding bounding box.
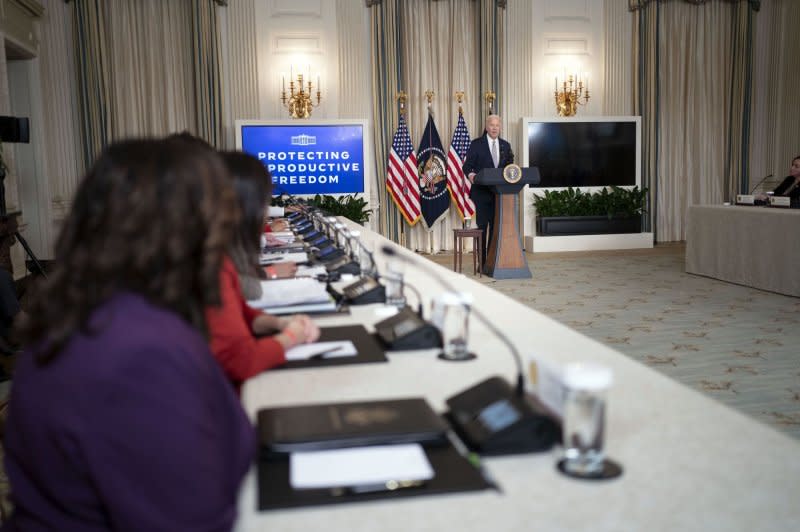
[290,134,317,146]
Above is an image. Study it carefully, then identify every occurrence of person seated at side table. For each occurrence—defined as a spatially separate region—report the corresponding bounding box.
[772,155,800,204]
[757,155,800,205]
[2,137,254,529]
[206,151,319,392]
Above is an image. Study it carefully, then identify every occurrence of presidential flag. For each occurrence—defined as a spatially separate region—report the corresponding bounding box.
[416,112,450,229]
[386,114,421,225]
[446,112,475,220]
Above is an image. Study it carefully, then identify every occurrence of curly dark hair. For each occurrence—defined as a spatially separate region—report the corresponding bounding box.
[220,151,273,278]
[18,137,238,364]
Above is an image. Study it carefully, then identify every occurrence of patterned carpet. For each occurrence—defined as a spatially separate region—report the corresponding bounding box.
[426,243,800,440]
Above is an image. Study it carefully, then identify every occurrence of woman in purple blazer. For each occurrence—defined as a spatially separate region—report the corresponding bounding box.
[2,137,254,531]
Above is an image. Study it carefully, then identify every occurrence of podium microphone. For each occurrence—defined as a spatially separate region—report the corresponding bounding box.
[381,245,526,397]
[750,174,773,195]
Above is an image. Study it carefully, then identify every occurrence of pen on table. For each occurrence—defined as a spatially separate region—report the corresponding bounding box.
[445,429,502,493]
[330,479,427,496]
[308,346,344,360]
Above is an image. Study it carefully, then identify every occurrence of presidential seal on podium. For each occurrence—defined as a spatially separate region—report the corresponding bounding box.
[503,163,522,184]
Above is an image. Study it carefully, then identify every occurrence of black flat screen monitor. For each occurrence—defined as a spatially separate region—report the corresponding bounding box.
[526,120,639,188]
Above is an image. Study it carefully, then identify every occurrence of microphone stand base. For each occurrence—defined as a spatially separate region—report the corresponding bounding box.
[438,352,477,362]
[556,458,623,481]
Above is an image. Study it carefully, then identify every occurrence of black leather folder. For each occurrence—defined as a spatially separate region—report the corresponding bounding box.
[257,442,491,510]
[279,325,387,370]
[257,397,448,454]
[256,397,493,510]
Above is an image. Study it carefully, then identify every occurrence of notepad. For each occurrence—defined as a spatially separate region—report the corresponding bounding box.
[295,265,328,278]
[285,340,357,361]
[247,278,329,309]
[259,252,309,265]
[290,444,434,490]
[262,298,338,316]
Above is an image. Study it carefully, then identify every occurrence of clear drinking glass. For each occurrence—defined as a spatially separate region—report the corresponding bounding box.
[561,363,613,476]
[325,216,338,239]
[434,292,472,360]
[334,223,348,248]
[358,240,377,278]
[383,271,405,308]
[347,230,361,260]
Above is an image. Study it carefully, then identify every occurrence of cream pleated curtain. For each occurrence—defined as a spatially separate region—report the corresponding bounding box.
[369,0,403,243]
[748,1,800,188]
[633,0,756,242]
[370,0,503,250]
[401,0,483,252]
[72,0,224,171]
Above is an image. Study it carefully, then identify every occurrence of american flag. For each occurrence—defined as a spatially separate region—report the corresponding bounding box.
[386,115,421,225]
[446,112,475,220]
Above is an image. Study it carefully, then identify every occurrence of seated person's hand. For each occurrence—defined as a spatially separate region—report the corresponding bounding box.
[285,205,302,213]
[270,219,289,232]
[297,314,320,343]
[281,315,320,346]
[264,262,297,280]
[263,233,287,247]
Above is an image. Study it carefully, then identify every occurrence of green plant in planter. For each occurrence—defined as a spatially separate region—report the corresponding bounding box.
[533,186,647,219]
[273,193,373,224]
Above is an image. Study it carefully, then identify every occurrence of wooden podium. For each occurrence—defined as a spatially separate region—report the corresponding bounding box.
[474,167,540,279]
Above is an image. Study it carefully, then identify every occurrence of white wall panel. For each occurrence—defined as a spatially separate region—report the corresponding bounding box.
[544,0,591,22]
[268,0,322,18]
[254,0,338,119]
[542,34,590,55]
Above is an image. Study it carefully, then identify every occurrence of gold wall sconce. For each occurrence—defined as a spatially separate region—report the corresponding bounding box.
[554,73,590,117]
[280,67,321,119]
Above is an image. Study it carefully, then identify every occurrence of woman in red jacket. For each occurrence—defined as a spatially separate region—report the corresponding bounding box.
[206,151,319,391]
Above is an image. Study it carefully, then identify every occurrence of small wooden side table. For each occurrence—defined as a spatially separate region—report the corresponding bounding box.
[452,228,483,277]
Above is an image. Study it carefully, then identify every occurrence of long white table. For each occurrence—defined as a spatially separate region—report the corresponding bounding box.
[235,220,800,531]
[686,204,800,297]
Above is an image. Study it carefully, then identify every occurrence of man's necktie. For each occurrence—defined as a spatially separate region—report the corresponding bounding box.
[491,139,499,168]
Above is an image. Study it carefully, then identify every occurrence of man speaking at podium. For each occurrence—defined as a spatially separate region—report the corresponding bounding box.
[462,114,515,264]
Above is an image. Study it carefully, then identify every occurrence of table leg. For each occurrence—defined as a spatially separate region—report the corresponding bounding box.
[477,234,483,277]
[453,234,460,273]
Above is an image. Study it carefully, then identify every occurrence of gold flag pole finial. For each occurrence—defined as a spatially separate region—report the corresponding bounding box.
[484,90,496,115]
[424,90,435,109]
[455,91,465,114]
[397,91,408,116]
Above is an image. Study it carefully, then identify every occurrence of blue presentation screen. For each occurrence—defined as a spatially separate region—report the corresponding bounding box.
[240,124,365,195]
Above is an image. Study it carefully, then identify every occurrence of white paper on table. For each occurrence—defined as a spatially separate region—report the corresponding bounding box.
[285,340,357,361]
[290,444,434,489]
[247,278,329,308]
[259,252,308,265]
[265,233,295,244]
[295,265,328,278]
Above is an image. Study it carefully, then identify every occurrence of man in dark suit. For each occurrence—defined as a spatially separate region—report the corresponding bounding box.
[462,114,514,264]
[772,155,800,207]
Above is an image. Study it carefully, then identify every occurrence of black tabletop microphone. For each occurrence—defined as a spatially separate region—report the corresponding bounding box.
[401,279,424,318]
[749,174,773,195]
[381,245,526,397]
